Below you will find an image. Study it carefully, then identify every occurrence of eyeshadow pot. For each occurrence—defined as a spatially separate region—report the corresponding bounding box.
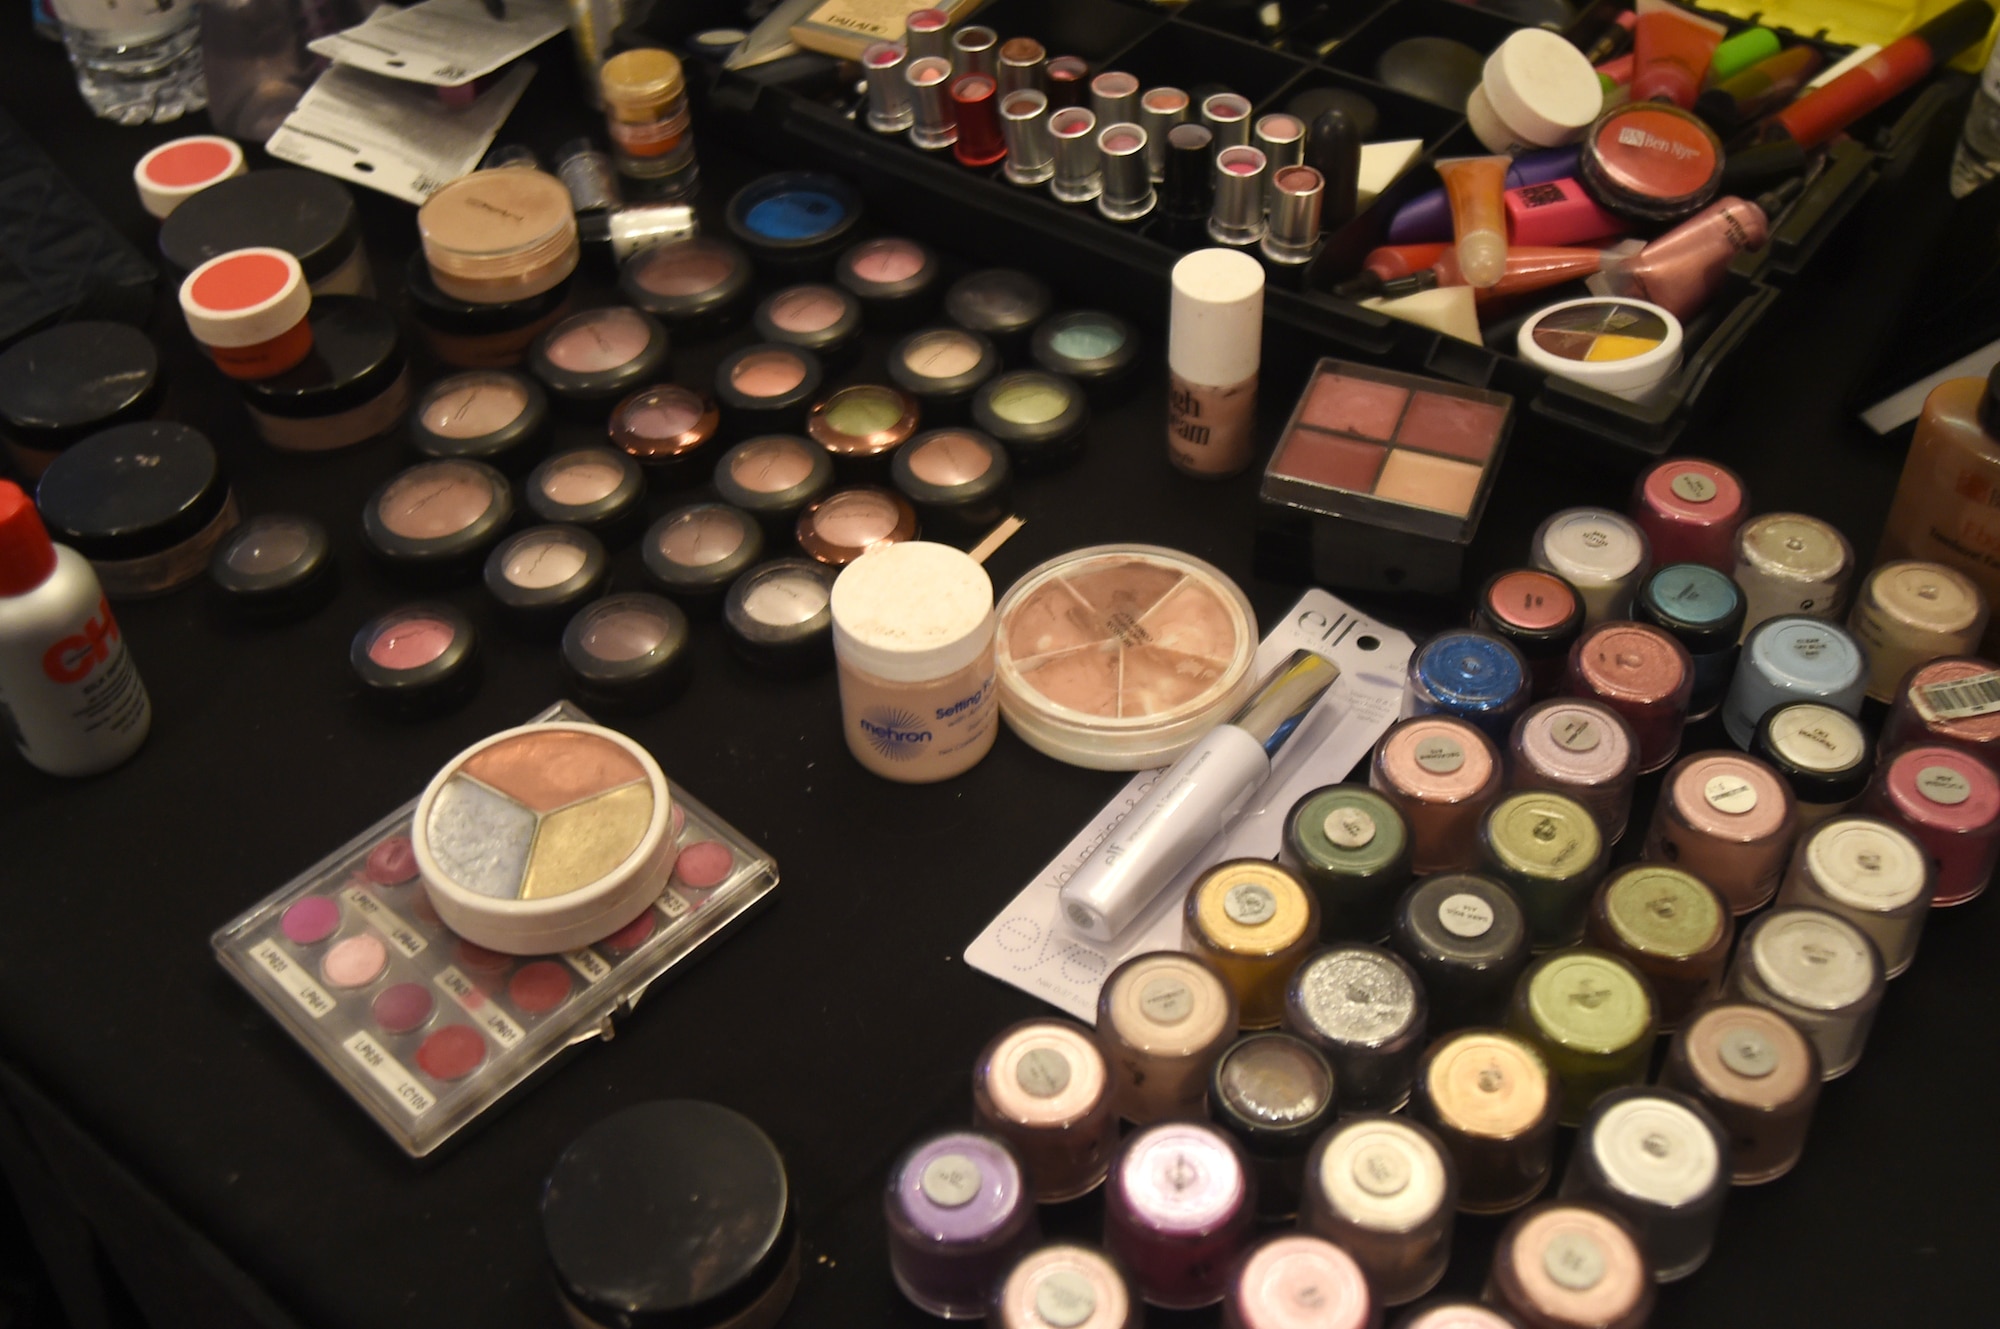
[945,268,1054,358]
[723,558,838,676]
[413,721,677,953]
[836,235,942,328]
[713,434,836,534]
[642,502,764,610]
[208,513,334,622]
[619,236,754,331]
[714,343,822,437]
[361,459,514,582]
[973,370,1088,471]
[409,370,549,472]
[526,446,646,541]
[527,307,671,418]
[608,383,721,477]
[753,283,863,366]
[1031,309,1139,405]
[807,384,922,475]
[349,602,479,717]
[724,171,864,272]
[795,486,920,566]
[482,524,608,636]
[891,428,1013,545]
[887,327,1002,423]
[33,421,238,598]
[560,592,693,712]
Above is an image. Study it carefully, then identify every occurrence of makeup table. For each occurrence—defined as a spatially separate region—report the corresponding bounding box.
[2,14,1999,1329]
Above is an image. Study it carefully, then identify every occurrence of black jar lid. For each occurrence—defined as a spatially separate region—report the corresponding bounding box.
[36,421,229,561]
[409,370,549,470]
[643,502,764,606]
[527,306,670,412]
[0,321,160,452]
[404,252,573,334]
[483,524,608,636]
[360,458,513,577]
[543,1101,795,1329]
[834,235,941,327]
[160,169,361,284]
[724,558,836,676]
[886,327,1001,418]
[753,283,863,362]
[1473,567,1585,661]
[712,434,835,528]
[1030,310,1139,400]
[890,428,1012,544]
[1391,873,1533,982]
[1751,701,1874,804]
[713,342,823,435]
[559,592,693,712]
[208,513,334,621]
[1634,562,1747,655]
[349,601,480,717]
[945,268,1053,350]
[971,370,1087,470]
[1208,1031,1337,1154]
[525,445,646,537]
[241,297,405,420]
[724,171,864,271]
[619,236,755,328]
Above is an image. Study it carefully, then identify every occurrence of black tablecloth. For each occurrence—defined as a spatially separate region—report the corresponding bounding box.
[3,11,1998,1328]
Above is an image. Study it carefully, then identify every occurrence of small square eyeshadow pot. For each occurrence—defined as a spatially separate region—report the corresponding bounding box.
[1258,358,1513,597]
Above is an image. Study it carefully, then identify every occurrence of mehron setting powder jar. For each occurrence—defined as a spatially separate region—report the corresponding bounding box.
[831,541,997,783]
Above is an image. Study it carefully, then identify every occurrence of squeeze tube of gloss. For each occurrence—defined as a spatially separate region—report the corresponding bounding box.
[1631,0,1728,109]
[1435,156,1509,289]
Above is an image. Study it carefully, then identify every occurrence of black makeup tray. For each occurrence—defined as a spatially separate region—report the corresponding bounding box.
[643,0,1967,471]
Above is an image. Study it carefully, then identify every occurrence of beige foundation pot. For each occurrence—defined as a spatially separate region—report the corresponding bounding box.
[830,541,997,783]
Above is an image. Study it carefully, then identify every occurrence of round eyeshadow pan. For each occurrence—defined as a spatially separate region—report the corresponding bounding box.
[373,982,435,1034]
[509,960,575,1015]
[525,446,646,539]
[642,503,764,608]
[367,836,419,884]
[417,1025,488,1081]
[795,486,921,565]
[724,171,864,269]
[754,282,863,362]
[209,513,335,621]
[887,327,1002,420]
[350,602,480,717]
[362,459,514,581]
[560,592,694,712]
[1031,309,1139,403]
[323,934,388,988]
[713,434,836,529]
[282,897,340,945]
[409,370,548,471]
[973,369,1088,470]
[618,235,754,328]
[527,307,670,416]
[676,839,734,888]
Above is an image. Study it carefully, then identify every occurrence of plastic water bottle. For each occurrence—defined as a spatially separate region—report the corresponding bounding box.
[48,0,207,126]
[1950,42,2000,197]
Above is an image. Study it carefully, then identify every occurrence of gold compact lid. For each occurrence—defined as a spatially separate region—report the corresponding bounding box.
[601,47,686,110]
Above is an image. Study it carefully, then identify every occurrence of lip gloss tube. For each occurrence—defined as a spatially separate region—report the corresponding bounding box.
[951,24,998,78]
[997,37,1046,96]
[1103,1121,1255,1310]
[904,7,950,61]
[1629,0,1726,109]
[1000,92,1055,186]
[1387,146,1581,245]
[1504,177,1629,246]
[862,42,914,134]
[1097,123,1154,223]
[1434,156,1509,288]
[906,57,958,151]
[1089,71,1140,128]
[952,74,1007,168]
[1694,44,1824,135]
[1209,146,1269,247]
[1140,87,1190,182]
[1202,93,1253,150]
[1767,0,1994,150]
[1049,108,1102,203]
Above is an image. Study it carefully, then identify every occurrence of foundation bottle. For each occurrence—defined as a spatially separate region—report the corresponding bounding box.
[1879,363,2000,657]
[830,541,996,782]
[1168,248,1264,478]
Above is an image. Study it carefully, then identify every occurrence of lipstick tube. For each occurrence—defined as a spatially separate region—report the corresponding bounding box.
[1089,70,1140,128]
[1141,87,1191,183]
[951,73,1007,168]
[906,57,958,151]
[904,7,950,61]
[1049,107,1102,203]
[1202,92,1253,151]
[999,90,1054,186]
[1262,165,1324,268]
[1046,55,1089,109]
[997,37,1046,96]
[1210,145,1269,247]
[1097,123,1154,223]
[951,25,998,79]
[862,42,913,135]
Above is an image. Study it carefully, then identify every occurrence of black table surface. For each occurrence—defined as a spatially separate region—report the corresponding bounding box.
[4,13,1999,1329]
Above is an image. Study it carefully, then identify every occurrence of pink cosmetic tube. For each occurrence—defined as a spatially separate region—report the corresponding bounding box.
[1631,0,1727,109]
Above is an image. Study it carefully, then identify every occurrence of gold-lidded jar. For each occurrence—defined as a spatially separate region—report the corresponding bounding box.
[599,48,697,190]
[1183,859,1319,1028]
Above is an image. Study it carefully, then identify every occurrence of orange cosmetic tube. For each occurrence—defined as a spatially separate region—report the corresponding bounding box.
[1435,156,1510,289]
[1631,0,1727,109]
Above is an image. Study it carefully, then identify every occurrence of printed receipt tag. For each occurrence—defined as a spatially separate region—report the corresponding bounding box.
[964,589,1415,1022]
[308,0,568,86]
[265,63,534,204]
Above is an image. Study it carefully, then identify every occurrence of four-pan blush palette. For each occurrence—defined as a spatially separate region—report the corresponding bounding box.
[213,703,777,1157]
[1258,358,1513,596]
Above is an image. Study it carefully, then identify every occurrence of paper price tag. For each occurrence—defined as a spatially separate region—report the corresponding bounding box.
[964,590,1414,1021]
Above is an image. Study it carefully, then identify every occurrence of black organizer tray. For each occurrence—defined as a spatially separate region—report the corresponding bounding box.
[647,0,1965,471]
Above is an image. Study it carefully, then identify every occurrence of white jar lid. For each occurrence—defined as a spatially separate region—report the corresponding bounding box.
[134,135,246,219]
[1517,297,1683,401]
[413,722,675,955]
[832,541,994,683]
[179,247,312,350]
[1466,84,1525,154]
[1482,29,1602,147]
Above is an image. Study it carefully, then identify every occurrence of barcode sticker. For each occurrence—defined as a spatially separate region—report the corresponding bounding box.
[341,885,427,958]
[250,940,336,1019]
[1914,671,2000,721]
[342,1032,435,1115]
[433,966,524,1049]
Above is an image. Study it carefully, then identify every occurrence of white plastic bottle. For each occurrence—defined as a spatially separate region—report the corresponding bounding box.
[1951,42,2000,197]
[0,481,151,777]
[48,0,206,126]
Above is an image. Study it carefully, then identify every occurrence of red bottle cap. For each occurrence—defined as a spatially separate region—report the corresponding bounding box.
[0,480,58,596]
